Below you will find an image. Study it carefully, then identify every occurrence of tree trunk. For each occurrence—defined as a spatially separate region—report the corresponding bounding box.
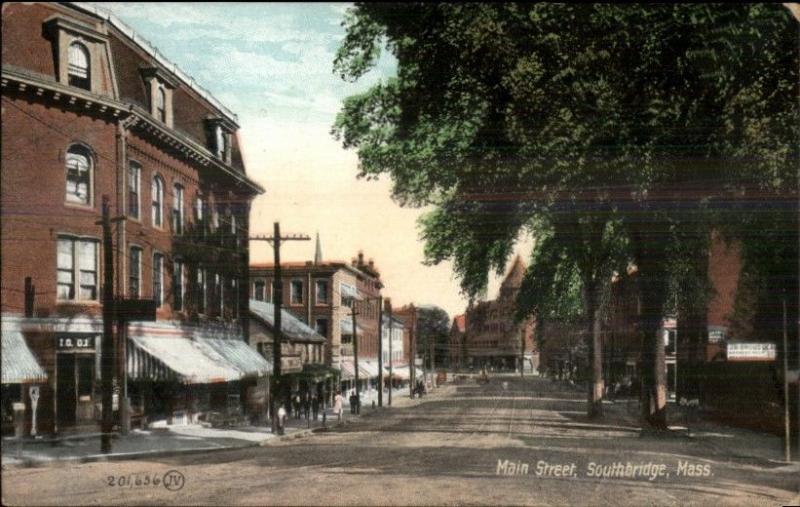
[631,225,669,431]
[583,282,604,418]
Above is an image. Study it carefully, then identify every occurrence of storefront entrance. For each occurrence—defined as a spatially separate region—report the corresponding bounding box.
[55,340,96,431]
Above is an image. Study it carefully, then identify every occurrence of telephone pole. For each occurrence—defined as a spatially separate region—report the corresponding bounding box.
[377,296,383,407]
[352,304,360,414]
[410,304,417,399]
[385,298,393,406]
[96,196,125,454]
[250,223,309,433]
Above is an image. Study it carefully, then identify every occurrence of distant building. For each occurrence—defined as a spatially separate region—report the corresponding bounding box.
[448,314,466,369]
[463,256,536,372]
[249,248,384,394]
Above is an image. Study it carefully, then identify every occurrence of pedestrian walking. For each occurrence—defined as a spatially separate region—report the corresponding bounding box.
[311,393,320,421]
[293,392,301,419]
[349,390,358,414]
[303,392,311,420]
[334,391,344,422]
[277,404,287,435]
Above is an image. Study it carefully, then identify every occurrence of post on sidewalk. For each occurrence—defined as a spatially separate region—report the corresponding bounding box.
[385,298,393,406]
[378,295,383,407]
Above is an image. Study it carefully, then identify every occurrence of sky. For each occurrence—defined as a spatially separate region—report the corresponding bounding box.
[97,2,534,318]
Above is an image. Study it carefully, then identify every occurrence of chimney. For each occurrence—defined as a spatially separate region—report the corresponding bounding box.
[351,257,357,267]
[368,259,374,269]
[357,251,364,266]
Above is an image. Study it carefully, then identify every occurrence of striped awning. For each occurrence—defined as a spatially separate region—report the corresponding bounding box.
[128,335,241,384]
[339,358,372,379]
[340,283,361,301]
[339,318,366,336]
[195,337,272,377]
[384,365,410,380]
[2,328,47,384]
[360,360,380,378]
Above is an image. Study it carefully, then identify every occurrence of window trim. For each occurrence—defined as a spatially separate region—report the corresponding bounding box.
[151,174,164,229]
[64,144,94,208]
[56,235,100,302]
[290,279,304,305]
[173,259,185,312]
[152,252,164,308]
[67,40,90,90]
[314,279,329,306]
[127,160,141,220]
[128,245,143,298]
[172,183,184,235]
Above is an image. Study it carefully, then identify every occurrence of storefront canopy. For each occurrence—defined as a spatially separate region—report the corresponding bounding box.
[339,318,366,336]
[1,327,47,384]
[195,337,273,378]
[384,365,410,380]
[339,358,372,379]
[340,283,360,302]
[128,335,241,384]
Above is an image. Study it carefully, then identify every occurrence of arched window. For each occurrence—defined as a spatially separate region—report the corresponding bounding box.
[65,145,92,205]
[68,42,90,90]
[156,84,166,122]
[151,175,164,227]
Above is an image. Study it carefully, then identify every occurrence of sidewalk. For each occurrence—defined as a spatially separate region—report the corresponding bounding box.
[554,378,798,468]
[0,386,420,469]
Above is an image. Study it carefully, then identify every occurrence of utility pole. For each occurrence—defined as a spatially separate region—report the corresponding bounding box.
[520,329,525,379]
[783,293,791,462]
[377,296,383,407]
[96,196,124,454]
[250,223,310,434]
[410,304,416,399]
[430,327,436,389]
[352,303,360,414]
[385,298,393,406]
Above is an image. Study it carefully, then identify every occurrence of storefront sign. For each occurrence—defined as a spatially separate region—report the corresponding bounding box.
[727,342,776,361]
[57,335,96,350]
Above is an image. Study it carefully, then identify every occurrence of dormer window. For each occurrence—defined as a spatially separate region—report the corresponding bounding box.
[156,84,167,123]
[141,67,176,127]
[68,41,90,90]
[207,119,234,164]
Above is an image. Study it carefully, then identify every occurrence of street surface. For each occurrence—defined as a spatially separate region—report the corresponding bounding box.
[2,376,798,506]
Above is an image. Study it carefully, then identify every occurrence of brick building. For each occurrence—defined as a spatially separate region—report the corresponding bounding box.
[1,2,265,435]
[447,314,466,370]
[249,249,384,394]
[463,257,536,372]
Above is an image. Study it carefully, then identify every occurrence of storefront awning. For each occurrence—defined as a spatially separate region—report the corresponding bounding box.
[340,283,361,301]
[339,318,366,336]
[339,358,372,379]
[384,365,410,380]
[195,337,272,377]
[360,360,380,378]
[128,335,241,384]
[2,327,47,384]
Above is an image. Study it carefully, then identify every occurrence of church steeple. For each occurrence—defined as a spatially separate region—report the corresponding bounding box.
[314,231,322,265]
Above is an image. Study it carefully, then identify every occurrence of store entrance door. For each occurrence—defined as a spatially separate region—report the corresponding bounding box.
[57,353,76,428]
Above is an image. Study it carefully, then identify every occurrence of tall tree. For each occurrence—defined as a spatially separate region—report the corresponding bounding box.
[334,3,799,429]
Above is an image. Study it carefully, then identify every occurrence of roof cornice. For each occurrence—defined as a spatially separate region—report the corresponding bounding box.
[2,67,264,195]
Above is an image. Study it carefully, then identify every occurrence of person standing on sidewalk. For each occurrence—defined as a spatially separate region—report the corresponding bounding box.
[303,391,311,420]
[277,404,287,435]
[334,391,344,422]
[311,393,320,421]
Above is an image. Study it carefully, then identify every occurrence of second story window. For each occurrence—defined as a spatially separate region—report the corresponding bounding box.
[315,280,328,305]
[57,236,98,301]
[254,281,265,301]
[172,184,184,235]
[128,162,140,219]
[290,280,303,305]
[173,260,184,311]
[151,176,164,227]
[129,246,142,297]
[67,41,90,90]
[65,145,92,205]
[153,253,164,307]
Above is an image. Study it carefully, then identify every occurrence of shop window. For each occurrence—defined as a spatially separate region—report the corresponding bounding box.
[173,260,184,311]
[254,281,265,301]
[315,318,328,338]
